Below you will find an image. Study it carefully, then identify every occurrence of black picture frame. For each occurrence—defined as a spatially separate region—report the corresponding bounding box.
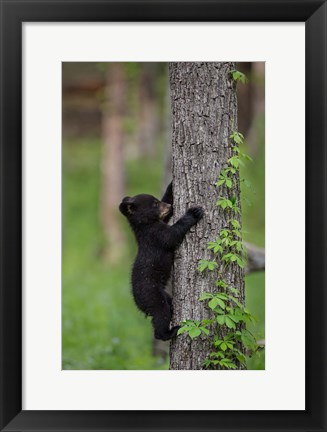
[0,1,326,431]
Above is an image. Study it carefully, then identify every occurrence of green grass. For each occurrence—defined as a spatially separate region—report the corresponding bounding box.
[245,272,265,369]
[241,113,265,247]
[62,139,168,370]
[241,117,265,369]
[62,135,265,370]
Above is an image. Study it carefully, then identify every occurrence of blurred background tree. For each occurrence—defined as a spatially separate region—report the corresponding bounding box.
[100,63,127,264]
[62,62,265,370]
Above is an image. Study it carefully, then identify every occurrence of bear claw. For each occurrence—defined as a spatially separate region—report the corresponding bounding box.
[187,206,204,220]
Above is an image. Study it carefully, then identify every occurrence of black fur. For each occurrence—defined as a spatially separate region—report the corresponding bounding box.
[119,182,204,341]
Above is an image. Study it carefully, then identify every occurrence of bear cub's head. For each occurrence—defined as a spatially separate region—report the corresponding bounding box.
[119,194,172,225]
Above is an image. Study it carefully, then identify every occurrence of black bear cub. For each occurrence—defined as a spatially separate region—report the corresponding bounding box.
[119,182,204,341]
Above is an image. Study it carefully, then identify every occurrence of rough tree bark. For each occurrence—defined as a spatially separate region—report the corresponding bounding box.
[169,62,245,370]
[100,63,126,263]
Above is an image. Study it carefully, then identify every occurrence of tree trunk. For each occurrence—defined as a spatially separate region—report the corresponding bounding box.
[169,62,245,370]
[244,62,265,156]
[244,242,265,274]
[236,62,253,138]
[137,63,158,157]
[100,63,126,263]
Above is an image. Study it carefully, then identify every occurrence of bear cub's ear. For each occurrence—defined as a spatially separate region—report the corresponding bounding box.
[119,197,135,216]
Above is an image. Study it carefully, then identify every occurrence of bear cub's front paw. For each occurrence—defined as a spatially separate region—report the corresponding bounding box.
[187,206,204,221]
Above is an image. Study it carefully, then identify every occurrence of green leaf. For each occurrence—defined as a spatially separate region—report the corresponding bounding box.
[216,293,229,300]
[198,260,209,272]
[228,286,239,295]
[202,319,214,326]
[237,354,246,364]
[216,315,225,325]
[233,135,242,145]
[244,154,253,161]
[228,156,240,169]
[224,332,234,340]
[220,342,227,351]
[184,319,196,325]
[230,219,241,229]
[236,257,245,268]
[177,326,190,335]
[229,296,242,307]
[241,330,257,351]
[207,261,218,271]
[208,297,219,310]
[199,292,213,301]
[231,70,248,84]
[229,314,241,323]
[228,364,237,370]
[233,229,242,237]
[222,237,230,246]
[216,298,226,309]
[225,316,236,329]
[189,327,202,339]
[222,253,233,261]
[220,359,237,369]
[200,327,210,336]
[215,280,228,288]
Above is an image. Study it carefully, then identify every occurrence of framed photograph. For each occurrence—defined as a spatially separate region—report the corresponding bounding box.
[0,1,326,431]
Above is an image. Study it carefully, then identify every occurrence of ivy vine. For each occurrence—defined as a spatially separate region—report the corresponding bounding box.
[177,82,262,368]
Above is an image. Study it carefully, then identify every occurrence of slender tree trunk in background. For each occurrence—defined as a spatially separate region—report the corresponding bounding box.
[137,63,158,157]
[100,63,126,263]
[236,62,253,138]
[245,242,265,274]
[245,62,265,156]
[169,62,245,370]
